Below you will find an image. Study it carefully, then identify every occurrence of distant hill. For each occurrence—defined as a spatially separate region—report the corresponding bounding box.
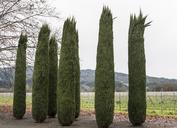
[0,67,177,92]
[81,69,177,91]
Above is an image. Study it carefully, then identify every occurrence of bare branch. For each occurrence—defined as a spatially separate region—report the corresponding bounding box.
[0,0,60,68]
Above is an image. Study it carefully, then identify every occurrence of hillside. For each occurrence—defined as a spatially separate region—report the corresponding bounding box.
[0,67,177,92]
[81,69,177,91]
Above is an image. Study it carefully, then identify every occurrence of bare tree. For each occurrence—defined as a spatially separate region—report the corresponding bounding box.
[0,0,60,67]
[0,0,60,88]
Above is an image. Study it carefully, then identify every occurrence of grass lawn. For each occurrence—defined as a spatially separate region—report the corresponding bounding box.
[0,92,177,117]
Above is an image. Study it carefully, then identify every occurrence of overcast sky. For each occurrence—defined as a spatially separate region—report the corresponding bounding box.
[49,0,177,79]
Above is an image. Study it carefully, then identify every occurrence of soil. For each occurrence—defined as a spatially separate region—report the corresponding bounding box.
[0,111,177,128]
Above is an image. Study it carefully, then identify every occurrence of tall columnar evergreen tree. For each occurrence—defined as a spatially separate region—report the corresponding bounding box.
[74,31,80,118]
[48,35,58,118]
[13,33,27,119]
[128,11,151,126]
[57,18,77,126]
[95,7,115,128]
[32,24,50,123]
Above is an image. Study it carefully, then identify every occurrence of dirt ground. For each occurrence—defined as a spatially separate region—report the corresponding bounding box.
[0,112,177,128]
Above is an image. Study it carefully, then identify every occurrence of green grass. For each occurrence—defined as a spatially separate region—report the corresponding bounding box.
[0,94,31,108]
[80,93,177,117]
[0,93,177,117]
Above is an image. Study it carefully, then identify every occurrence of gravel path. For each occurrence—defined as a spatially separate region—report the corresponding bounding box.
[0,112,177,128]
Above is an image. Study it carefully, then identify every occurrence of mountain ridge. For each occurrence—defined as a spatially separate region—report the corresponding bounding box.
[0,67,177,92]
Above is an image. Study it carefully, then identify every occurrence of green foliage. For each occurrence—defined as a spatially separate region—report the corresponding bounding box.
[128,11,151,126]
[32,24,50,123]
[74,31,80,118]
[57,18,77,126]
[48,35,58,118]
[13,33,27,119]
[95,6,115,128]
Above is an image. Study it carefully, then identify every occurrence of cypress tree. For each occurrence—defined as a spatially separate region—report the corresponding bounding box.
[48,35,58,118]
[57,18,76,126]
[95,6,115,128]
[32,24,50,123]
[13,33,27,119]
[74,31,80,118]
[128,11,151,126]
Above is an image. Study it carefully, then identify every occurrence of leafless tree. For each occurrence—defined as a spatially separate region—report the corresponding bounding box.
[0,0,60,88]
[0,0,60,67]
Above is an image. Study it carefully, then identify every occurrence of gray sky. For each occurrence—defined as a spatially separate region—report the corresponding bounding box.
[50,0,177,79]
